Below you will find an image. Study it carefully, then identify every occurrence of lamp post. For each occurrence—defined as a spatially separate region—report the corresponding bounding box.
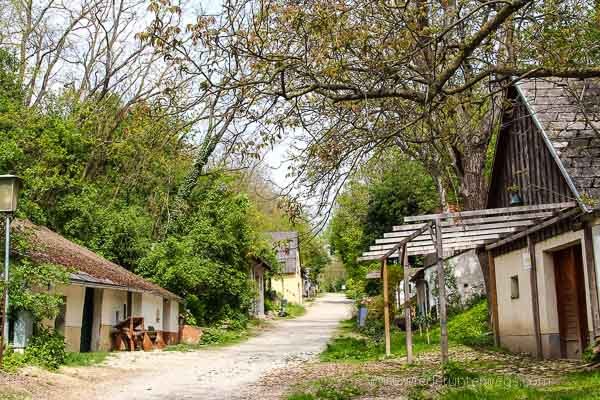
[0,175,22,348]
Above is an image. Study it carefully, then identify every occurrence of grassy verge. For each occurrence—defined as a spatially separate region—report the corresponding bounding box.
[438,363,600,400]
[321,300,491,362]
[285,303,307,319]
[0,391,30,400]
[286,378,364,400]
[165,319,269,352]
[63,351,111,367]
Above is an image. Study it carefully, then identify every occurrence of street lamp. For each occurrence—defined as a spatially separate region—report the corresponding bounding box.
[0,175,22,347]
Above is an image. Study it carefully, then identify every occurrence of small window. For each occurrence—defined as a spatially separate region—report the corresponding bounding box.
[510,275,520,299]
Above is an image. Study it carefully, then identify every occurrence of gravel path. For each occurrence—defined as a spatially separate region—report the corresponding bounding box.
[83,293,352,400]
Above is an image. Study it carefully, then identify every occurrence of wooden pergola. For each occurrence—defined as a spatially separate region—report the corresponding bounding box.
[357,201,579,363]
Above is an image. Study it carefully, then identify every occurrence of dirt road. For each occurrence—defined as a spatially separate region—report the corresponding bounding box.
[46,293,351,400]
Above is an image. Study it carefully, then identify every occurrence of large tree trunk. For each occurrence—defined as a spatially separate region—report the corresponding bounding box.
[458,140,490,211]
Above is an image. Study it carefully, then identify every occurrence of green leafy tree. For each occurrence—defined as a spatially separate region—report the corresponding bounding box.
[136,173,277,325]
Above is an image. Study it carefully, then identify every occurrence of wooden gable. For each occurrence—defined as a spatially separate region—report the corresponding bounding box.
[487,86,576,209]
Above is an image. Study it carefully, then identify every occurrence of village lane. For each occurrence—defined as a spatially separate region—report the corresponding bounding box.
[78,293,352,400]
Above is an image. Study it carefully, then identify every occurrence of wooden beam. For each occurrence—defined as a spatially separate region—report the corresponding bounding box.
[364,240,491,257]
[404,202,576,222]
[393,212,554,231]
[384,227,520,240]
[382,258,391,357]
[372,234,503,250]
[486,208,581,250]
[402,244,413,364]
[527,236,543,360]
[392,222,433,232]
[583,223,600,339]
[434,218,449,364]
[487,251,500,347]
[379,223,433,260]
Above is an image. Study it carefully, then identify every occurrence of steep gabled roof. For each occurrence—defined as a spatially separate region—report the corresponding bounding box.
[14,219,180,300]
[516,78,600,208]
[268,231,299,274]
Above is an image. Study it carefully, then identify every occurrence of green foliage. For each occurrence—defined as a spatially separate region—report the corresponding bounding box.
[7,259,70,321]
[442,362,481,386]
[328,151,438,302]
[322,300,491,362]
[285,303,306,319]
[321,336,381,362]
[439,371,600,400]
[583,339,600,364]
[136,174,273,325]
[23,327,66,370]
[287,379,363,400]
[0,348,26,373]
[442,299,492,347]
[63,352,111,367]
[0,391,29,400]
[431,262,462,317]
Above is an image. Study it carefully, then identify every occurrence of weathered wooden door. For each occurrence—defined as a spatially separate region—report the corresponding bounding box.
[553,244,589,359]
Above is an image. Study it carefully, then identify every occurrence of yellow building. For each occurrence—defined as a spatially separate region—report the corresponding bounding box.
[269,231,303,304]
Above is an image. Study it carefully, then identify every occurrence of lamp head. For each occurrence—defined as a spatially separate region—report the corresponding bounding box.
[0,175,23,213]
[509,192,524,207]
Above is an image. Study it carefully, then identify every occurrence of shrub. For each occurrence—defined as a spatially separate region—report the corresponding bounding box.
[24,327,66,370]
[0,348,26,373]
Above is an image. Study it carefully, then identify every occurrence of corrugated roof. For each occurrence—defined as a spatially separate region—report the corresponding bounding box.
[268,231,299,274]
[517,78,600,207]
[13,219,180,300]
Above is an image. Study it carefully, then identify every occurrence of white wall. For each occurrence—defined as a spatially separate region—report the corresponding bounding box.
[141,293,163,331]
[163,300,179,332]
[495,249,535,336]
[101,289,128,325]
[448,250,486,302]
[49,284,85,328]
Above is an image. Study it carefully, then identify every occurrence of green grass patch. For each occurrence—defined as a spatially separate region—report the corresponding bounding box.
[165,319,268,351]
[322,300,492,362]
[320,322,437,362]
[285,303,307,319]
[287,379,363,400]
[63,351,111,367]
[440,370,600,400]
[0,391,30,400]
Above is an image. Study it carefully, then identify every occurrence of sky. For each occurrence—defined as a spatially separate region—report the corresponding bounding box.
[197,0,293,190]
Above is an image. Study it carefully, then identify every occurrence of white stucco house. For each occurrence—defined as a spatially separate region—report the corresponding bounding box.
[11,220,181,352]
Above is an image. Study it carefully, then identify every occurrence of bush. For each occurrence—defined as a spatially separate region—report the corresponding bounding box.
[0,348,26,373]
[24,327,66,370]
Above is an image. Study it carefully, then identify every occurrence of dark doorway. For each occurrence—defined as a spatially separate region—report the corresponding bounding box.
[127,291,133,318]
[80,288,95,352]
[553,244,589,359]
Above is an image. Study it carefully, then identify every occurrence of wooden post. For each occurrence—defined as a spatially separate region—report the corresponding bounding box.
[403,244,413,363]
[487,251,501,347]
[583,223,600,339]
[382,257,391,357]
[527,235,543,360]
[435,217,448,364]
